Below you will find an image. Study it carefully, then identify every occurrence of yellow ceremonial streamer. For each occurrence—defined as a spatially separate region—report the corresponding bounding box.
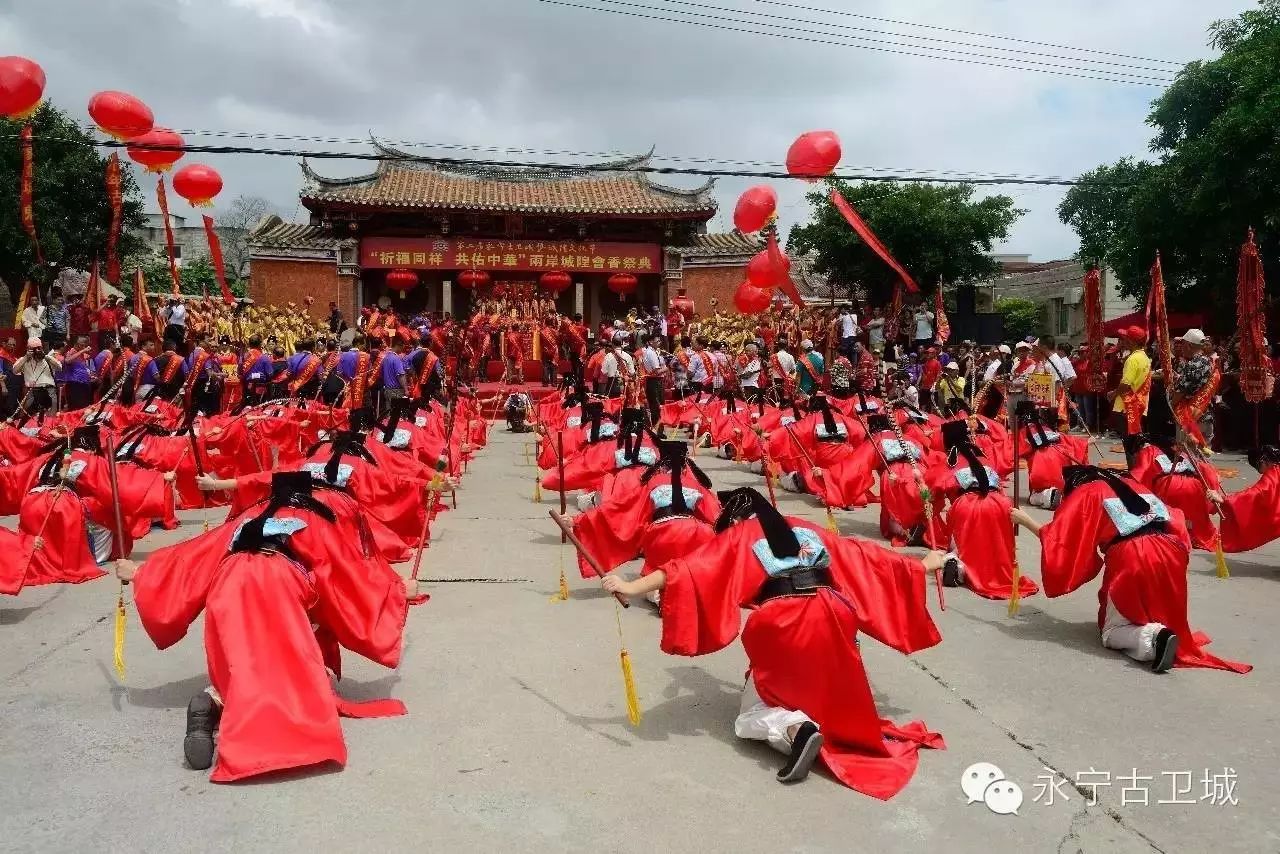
[113,585,127,681]
[615,604,641,727]
[1007,557,1022,618]
[825,507,839,534]
[533,476,543,503]
[1215,541,1230,579]
[551,542,570,603]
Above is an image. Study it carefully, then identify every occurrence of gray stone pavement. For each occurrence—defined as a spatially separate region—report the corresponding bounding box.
[0,428,1277,853]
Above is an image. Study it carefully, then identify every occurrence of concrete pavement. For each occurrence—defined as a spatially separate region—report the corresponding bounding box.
[0,427,1276,853]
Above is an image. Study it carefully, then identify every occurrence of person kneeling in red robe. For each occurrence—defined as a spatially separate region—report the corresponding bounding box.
[1013,465,1249,675]
[115,471,417,782]
[1218,446,1280,552]
[602,487,947,797]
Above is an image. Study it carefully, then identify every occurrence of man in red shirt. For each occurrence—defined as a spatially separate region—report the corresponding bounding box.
[94,294,126,340]
[919,346,942,412]
[1070,345,1094,430]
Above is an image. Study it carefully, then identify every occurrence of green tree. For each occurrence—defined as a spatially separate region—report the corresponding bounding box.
[995,297,1044,342]
[1058,1,1280,317]
[133,254,246,299]
[787,180,1024,305]
[0,103,146,301]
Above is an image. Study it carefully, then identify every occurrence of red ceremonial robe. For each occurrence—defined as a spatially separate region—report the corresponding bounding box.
[1128,445,1222,551]
[659,518,944,799]
[1017,426,1088,493]
[541,434,659,494]
[572,463,721,578]
[1036,479,1250,673]
[132,505,409,782]
[1220,466,1280,553]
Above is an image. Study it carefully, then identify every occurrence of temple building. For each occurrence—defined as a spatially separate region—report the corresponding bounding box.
[248,139,762,326]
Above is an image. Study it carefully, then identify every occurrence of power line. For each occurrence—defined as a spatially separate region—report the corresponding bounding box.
[78,123,1085,184]
[19,130,1135,188]
[602,0,1179,76]
[740,0,1184,67]
[537,0,1175,86]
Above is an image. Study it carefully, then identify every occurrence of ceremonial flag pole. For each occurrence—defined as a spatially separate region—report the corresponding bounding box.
[103,432,130,681]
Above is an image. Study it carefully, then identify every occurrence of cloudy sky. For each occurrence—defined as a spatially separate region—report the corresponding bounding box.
[1,0,1250,259]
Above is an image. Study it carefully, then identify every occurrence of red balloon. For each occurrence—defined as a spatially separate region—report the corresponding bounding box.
[127,127,185,173]
[607,272,638,302]
[88,90,154,140]
[734,282,772,314]
[539,270,572,294]
[0,56,45,121]
[172,163,223,207]
[733,185,777,234]
[386,268,419,297]
[746,249,789,288]
[786,130,842,180]
[457,269,490,289]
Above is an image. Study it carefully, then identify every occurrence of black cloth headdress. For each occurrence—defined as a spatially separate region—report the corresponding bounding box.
[1062,465,1151,516]
[232,471,336,556]
[713,487,801,558]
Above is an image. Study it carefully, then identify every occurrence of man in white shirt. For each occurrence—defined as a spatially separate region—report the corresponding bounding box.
[21,292,47,344]
[837,309,859,358]
[162,296,188,351]
[738,342,763,403]
[865,307,886,355]
[13,338,61,418]
[982,345,1009,383]
[640,334,667,427]
[912,304,935,349]
[599,342,620,397]
[709,341,729,394]
[769,341,797,399]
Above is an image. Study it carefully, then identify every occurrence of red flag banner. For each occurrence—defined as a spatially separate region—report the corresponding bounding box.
[829,189,920,295]
[934,284,950,345]
[105,153,123,285]
[18,125,42,264]
[12,280,33,329]
[202,214,236,304]
[885,280,904,342]
[1237,229,1270,403]
[155,176,182,295]
[133,267,153,325]
[1083,267,1106,393]
[765,230,804,308]
[1148,254,1174,389]
[85,257,101,313]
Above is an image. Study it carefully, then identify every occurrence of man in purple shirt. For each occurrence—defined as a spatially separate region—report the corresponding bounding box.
[286,339,321,399]
[241,335,274,406]
[60,334,94,410]
[381,340,408,410]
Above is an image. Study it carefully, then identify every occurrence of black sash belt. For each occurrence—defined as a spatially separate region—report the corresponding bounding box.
[758,566,833,603]
[651,506,693,523]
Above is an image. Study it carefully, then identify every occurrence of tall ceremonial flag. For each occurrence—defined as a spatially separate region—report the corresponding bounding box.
[885,280,904,343]
[202,214,236,304]
[12,280,34,329]
[18,125,42,263]
[1237,229,1269,403]
[933,282,950,345]
[829,189,920,295]
[1083,266,1106,392]
[155,176,182,295]
[105,153,123,285]
[132,267,153,328]
[1148,253,1174,398]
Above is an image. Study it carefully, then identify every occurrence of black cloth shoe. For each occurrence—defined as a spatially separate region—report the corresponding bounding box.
[777,721,823,783]
[184,693,221,771]
[942,557,961,588]
[1151,628,1178,674]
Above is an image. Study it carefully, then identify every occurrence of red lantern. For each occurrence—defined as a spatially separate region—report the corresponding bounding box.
[734,282,772,314]
[386,268,418,298]
[88,90,154,141]
[457,269,489,289]
[786,130,842,180]
[172,163,223,207]
[539,270,572,294]
[0,57,45,120]
[733,185,777,234]
[670,286,695,321]
[127,127,185,173]
[746,249,790,288]
[607,272,638,302]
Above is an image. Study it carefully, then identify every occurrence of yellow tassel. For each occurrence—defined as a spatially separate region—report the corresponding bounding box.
[113,586,127,682]
[203,519,210,534]
[550,545,569,602]
[1007,559,1022,618]
[1215,542,1230,579]
[826,507,838,534]
[620,649,641,726]
[533,477,543,503]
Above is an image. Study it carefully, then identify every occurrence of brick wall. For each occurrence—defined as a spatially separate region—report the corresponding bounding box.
[681,263,747,314]
[248,258,357,322]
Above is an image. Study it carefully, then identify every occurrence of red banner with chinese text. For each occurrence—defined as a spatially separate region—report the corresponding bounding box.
[1083,267,1105,392]
[106,153,122,284]
[202,215,236,304]
[155,176,182,295]
[934,284,950,345]
[360,237,661,274]
[133,267,154,327]
[85,258,100,313]
[19,125,42,264]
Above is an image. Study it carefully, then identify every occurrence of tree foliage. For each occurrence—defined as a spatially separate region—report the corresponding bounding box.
[1058,1,1280,317]
[995,297,1044,343]
[787,180,1024,306]
[0,103,146,301]
[133,255,246,299]
[217,194,275,278]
